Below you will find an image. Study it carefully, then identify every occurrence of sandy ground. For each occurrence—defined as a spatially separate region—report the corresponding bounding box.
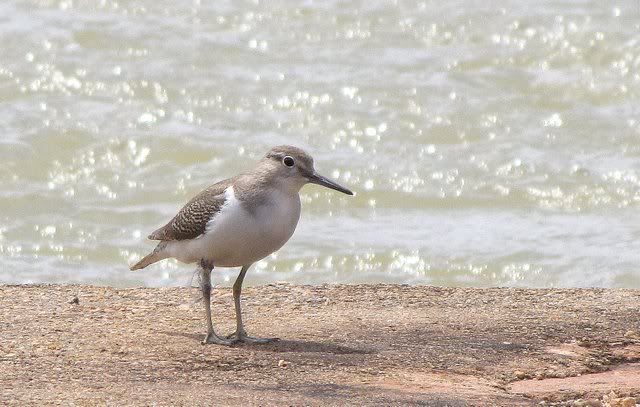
[1,283,639,406]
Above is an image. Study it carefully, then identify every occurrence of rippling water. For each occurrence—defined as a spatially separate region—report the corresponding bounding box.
[1,1,639,288]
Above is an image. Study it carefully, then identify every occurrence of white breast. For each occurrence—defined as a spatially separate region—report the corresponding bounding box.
[167,186,301,267]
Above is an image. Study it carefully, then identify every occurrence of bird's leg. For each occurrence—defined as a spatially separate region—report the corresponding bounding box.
[200,261,237,346]
[227,264,278,343]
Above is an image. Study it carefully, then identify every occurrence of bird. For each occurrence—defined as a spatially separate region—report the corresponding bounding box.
[130,145,354,345]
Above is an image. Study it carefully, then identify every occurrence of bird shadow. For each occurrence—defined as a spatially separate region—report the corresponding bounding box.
[239,339,374,355]
[156,330,373,355]
[158,330,202,341]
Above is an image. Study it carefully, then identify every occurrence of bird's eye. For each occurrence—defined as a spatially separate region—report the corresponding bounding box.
[283,156,295,167]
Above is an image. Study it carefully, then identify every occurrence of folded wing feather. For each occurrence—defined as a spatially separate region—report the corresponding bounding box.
[148,178,233,241]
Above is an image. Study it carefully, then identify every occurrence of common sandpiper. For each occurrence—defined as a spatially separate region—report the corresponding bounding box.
[131,145,354,345]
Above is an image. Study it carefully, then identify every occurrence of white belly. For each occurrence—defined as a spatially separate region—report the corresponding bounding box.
[167,186,301,267]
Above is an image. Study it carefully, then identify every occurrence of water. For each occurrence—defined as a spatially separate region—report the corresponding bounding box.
[1,0,639,288]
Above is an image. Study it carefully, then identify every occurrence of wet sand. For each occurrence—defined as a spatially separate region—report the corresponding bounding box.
[1,284,639,406]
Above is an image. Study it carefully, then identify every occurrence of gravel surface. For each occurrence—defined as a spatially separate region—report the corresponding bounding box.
[1,284,639,406]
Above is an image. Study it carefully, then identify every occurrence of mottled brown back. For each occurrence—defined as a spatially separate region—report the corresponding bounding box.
[148,178,233,241]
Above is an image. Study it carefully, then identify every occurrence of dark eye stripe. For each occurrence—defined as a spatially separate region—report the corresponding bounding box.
[283,156,295,167]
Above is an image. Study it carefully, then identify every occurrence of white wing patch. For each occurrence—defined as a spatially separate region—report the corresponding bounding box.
[203,186,236,236]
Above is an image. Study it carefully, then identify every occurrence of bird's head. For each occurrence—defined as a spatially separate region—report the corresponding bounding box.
[261,145,354,196]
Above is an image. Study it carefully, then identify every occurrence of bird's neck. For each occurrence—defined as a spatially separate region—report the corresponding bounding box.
[233,174,301,215]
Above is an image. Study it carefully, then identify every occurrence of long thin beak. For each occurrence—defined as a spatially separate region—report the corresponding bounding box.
[308,172,354,195]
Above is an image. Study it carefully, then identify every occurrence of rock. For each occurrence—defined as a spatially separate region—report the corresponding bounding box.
[277,359,288,368]
[624,330,639,339]
[609,397,636,407]
[622,398,636,407]
[514,370,526,379]
[69,296,79,305]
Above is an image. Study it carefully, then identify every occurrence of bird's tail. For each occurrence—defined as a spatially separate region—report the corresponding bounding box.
[130,242,169,271]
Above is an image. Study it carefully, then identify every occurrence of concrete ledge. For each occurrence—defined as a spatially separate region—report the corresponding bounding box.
[1,284,639,405]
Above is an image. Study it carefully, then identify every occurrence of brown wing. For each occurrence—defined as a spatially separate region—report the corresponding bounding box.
[148,178,233,241]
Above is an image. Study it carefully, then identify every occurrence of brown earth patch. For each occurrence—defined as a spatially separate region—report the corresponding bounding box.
[509,363,640,400]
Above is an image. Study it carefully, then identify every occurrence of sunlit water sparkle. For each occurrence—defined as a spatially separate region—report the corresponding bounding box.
[1,1,639,288]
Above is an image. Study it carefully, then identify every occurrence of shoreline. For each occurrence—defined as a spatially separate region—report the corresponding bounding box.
[2,283,639,405]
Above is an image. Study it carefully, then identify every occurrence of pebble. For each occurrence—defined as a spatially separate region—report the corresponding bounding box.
[47,342,62,350]
[514,370,526,379]
[278,359,288,368]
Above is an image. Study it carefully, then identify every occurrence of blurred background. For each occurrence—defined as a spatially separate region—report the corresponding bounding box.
[1,1,639,288]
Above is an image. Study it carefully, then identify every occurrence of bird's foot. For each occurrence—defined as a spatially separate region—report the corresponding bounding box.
[202,331,238,346]
[226,330,279,344]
